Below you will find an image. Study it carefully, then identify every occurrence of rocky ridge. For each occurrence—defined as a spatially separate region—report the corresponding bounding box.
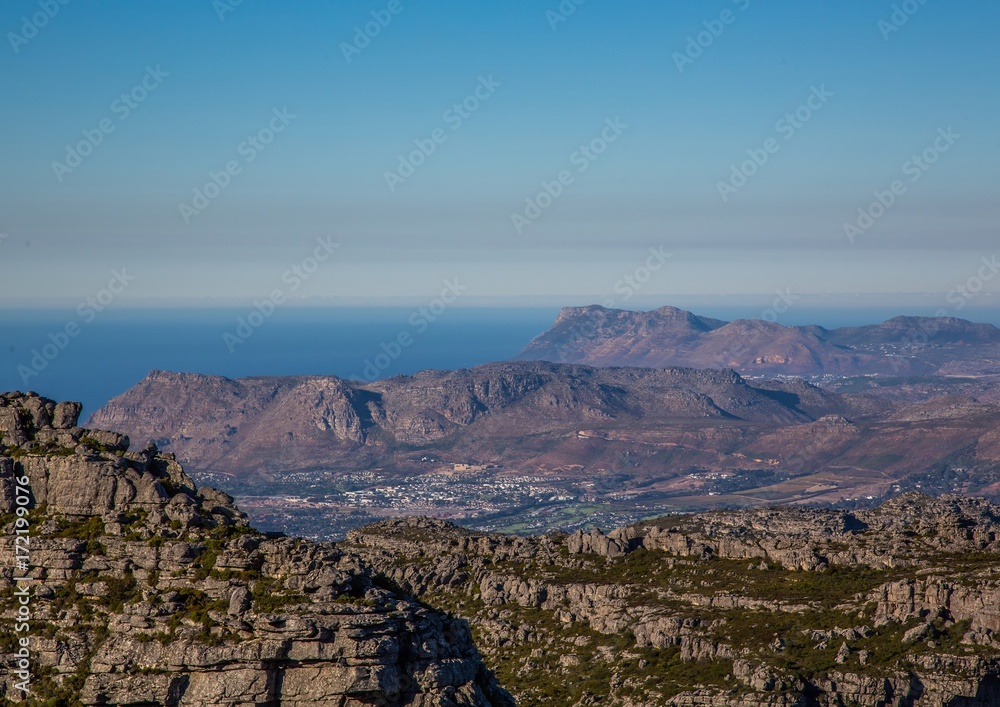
[89,362,877,473]
[0,393,512,706]
[4,391,1000,705]
[346,496,1000,706]
[517,305,1000,377]
[87,362,882,483]
[85,364,1000,540]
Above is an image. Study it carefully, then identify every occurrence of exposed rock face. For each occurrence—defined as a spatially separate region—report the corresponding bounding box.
[87,362,880,480]
[0,393,512,706]
[86,363,1000,540]
[346,496,1000,706]
[516,304,1000,377]
[6,392,1000,705]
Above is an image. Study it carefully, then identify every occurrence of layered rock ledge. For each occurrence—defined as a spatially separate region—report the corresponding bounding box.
[347,500,1000,705]
[0,393,512,707]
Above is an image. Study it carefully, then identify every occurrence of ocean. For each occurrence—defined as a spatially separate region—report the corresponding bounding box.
[2,304,999,418]
[0,307,560,418]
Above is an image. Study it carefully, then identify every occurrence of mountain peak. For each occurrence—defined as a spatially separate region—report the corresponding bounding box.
[519,305,1000,375]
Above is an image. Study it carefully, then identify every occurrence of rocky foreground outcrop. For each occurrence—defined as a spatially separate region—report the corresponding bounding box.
[0,393,512,706]
[7,391,1000,706]
[347,498,1000,706]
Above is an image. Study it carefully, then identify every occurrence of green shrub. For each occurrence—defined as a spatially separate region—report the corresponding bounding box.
[252,577,308,613]
[101,575,140,612]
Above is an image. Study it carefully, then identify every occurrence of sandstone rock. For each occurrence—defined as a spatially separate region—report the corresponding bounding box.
[52,401,82,429]
[348,494,1000,706]
[0,394,511,707]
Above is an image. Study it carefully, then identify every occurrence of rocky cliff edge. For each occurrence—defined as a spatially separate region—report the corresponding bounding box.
[0,392,512,707]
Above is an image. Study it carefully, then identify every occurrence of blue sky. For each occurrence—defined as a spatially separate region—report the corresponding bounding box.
[1,0,998,307]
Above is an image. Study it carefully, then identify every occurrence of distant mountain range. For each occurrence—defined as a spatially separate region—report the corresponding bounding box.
[90,361,1000,537]
[92,362,870,477]
[516,305,1000,376]
[85,306,1000,537]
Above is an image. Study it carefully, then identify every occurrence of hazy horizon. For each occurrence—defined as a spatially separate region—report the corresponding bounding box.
[5,5,1000,704]
[3,1,999,308]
